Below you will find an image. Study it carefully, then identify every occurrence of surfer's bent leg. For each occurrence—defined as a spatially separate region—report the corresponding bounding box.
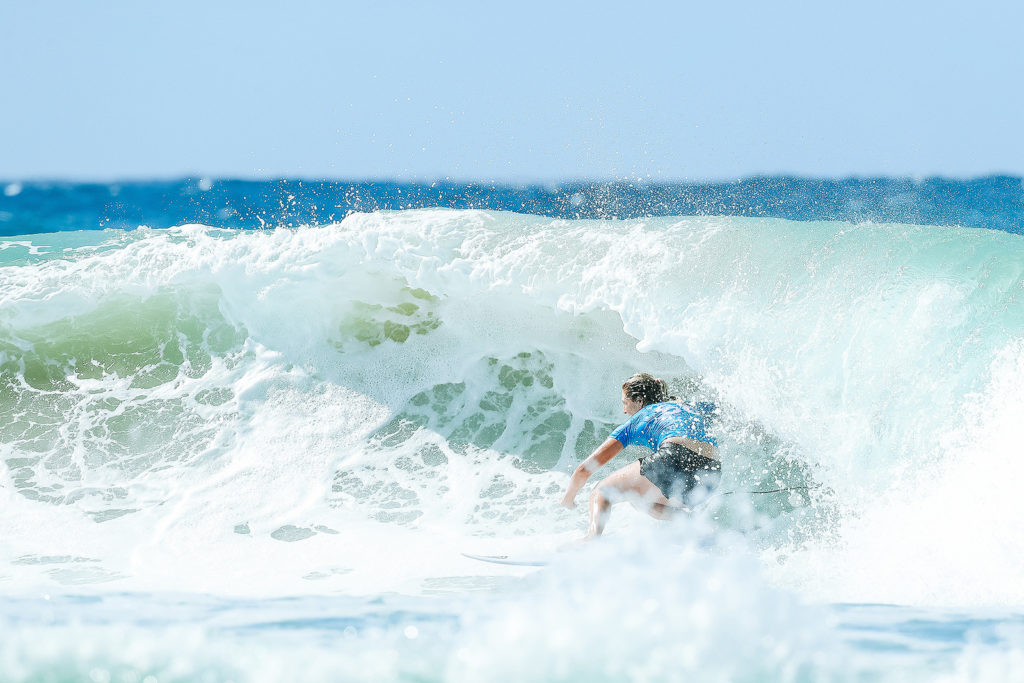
[586,461,672,538]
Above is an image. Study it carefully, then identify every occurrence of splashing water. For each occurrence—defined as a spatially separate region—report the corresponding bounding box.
[2,209,1023,680]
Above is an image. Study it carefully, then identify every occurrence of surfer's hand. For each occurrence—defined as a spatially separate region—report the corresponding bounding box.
[559,495,576,509]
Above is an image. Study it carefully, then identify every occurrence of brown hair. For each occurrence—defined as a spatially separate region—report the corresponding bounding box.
[621,373,674,407]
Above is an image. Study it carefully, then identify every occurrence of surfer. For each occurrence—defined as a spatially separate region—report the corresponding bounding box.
[559,373,720,538]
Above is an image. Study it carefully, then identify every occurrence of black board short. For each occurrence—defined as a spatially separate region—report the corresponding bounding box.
[639,441,721,507]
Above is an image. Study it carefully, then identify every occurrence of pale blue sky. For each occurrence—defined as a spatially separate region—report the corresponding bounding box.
[2,0,1022,181]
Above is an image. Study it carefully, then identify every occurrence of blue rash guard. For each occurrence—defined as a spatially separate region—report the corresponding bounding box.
[610,402,717,451]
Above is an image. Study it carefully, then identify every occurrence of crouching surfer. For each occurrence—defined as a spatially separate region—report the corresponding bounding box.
[559,373,720,539]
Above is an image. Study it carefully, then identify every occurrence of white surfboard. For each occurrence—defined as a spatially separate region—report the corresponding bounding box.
[461,552,549,567]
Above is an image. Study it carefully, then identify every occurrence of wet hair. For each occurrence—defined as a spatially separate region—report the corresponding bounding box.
[621,373,676,407]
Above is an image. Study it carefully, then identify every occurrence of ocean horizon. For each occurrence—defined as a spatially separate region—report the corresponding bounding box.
[2,175,1022,237]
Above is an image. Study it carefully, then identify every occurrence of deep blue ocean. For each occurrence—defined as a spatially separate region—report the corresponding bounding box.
[1,177,1023,681]
[2,175,1022,236]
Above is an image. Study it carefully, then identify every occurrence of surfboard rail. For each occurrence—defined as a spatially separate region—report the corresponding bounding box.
[461,552,549,567]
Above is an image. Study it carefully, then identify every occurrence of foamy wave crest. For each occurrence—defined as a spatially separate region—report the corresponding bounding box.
[1,210,1022,604]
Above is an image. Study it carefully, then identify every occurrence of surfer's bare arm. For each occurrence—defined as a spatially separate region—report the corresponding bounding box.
[559,438,623,508]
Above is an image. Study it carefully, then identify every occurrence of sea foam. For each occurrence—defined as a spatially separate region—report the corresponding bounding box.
[0,210,1022,608]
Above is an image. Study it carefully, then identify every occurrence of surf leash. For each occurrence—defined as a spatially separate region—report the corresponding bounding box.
[718,484,821,496]
[692,483,823,511]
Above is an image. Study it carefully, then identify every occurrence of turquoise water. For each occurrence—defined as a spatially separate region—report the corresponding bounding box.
[2,205,1024,680]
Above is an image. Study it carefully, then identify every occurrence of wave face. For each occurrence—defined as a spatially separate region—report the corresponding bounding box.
[1,210,1023,607]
